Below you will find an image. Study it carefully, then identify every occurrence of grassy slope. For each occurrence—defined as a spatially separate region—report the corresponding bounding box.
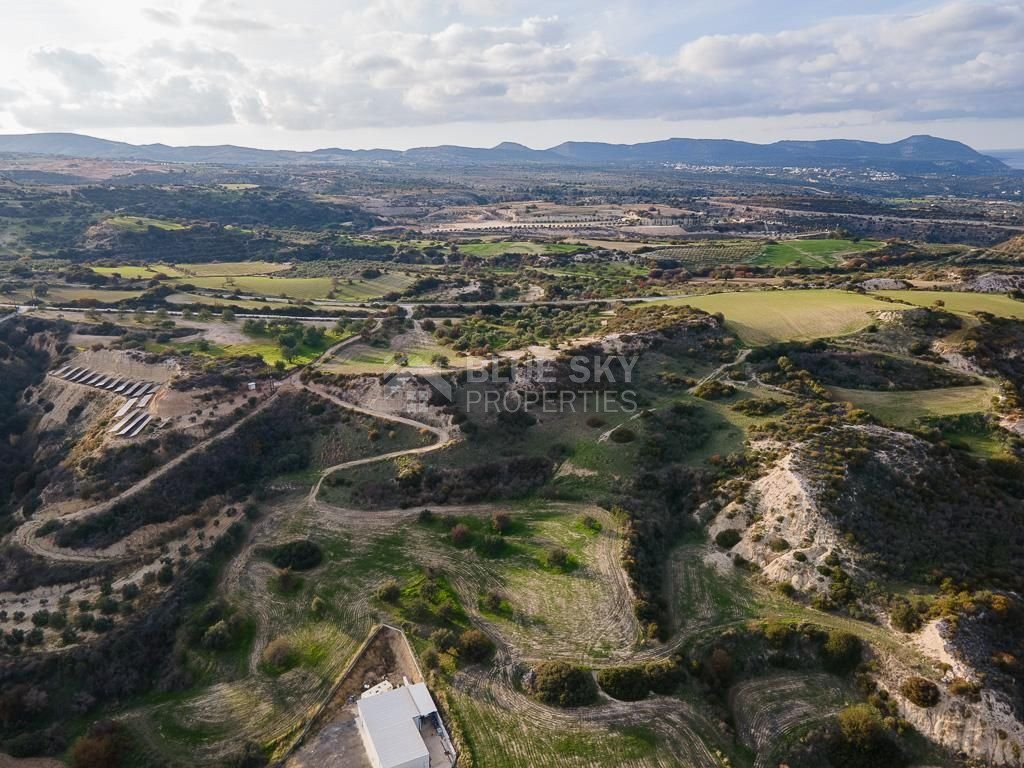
[875,290,1024,319]
[828,384,997,425]
[658,290,893,345]
[753,239,883,267]
[458,242,585,258]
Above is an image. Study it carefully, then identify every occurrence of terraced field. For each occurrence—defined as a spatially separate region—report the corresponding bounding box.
[649,241,762,270]
[730,672,849,768]
[874,289,1024,319]
[658,289,894,344]
[92,264,189,279]
[458,241,586,258]
[183,273,414,301]
[828,383,997,425]
[752,238,883,267]
[107,215,186,231]
[174,261,293,277]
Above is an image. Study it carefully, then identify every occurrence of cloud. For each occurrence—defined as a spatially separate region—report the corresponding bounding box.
[142,8,182,27]
[31,48,114,93]
[6,1,1024,133]
[144,41,247,74]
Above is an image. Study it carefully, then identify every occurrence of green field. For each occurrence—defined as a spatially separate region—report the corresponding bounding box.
[91,264,188,279]
[658,289,894,345]
[107,215,186,232]
[324,339,457,372]
[828,384,997,425]
[183,272,414,301]
[166,329,350,368]
[649,241,762,270]
[458,241,586,258]
[14,286,145,304]
[874,290,1024,319]
[753,239,883,267]
[173,261,292,277]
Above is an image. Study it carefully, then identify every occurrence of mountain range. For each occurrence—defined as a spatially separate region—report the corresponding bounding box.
[0,132,1010,174]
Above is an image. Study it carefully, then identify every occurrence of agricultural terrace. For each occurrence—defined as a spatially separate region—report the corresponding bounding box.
[647,241,762,271]
[828,384,998,426]
[106,215,187,232]
[151,318,350,368]
[92,264,189,279]
[875,290,1024,319]
[656,290,897,345]
[456,241,587,258]
[752,238,883,266]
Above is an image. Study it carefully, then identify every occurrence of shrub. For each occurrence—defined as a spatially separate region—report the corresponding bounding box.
[889,598,923,633]
[311,596,326,617]
[431,628,458,652]
[596,665,649,701]
[262,637,298,672]
[201,620,234,650]
[377,581,401,603]
[449,523,472,547]
[476,534,505,557]
[491,512,511,534]
[644,659,684,694]
[900,676,941,707]
[715,529,742,549]
[275,569,303,595]
[821,630,862,675]
[837,704,883,749]
[458,629,495,663]
[530,661,598,707]
[70,721,126,768]
[609,427,635,443]
[545,547,571,570]
[269,540,323,571]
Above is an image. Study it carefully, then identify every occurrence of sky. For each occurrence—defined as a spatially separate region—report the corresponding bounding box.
[0,0,1022,150]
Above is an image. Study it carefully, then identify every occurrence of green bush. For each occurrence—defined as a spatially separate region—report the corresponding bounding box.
[530,661,598,707]
[596,665,649,701]
[900,676,941,707]
[715,529,742,549]
[269,540,323,571]
[821,630,862,675]
[458,629,495,663]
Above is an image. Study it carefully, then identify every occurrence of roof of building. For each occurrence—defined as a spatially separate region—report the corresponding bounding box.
[357,683,438,768]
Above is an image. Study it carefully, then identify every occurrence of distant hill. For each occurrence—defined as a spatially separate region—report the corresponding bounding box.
[986,149,1024,170]
[0,131,1009,174]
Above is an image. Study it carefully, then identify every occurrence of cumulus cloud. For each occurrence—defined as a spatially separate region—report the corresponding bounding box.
[4,0,1024,132]
[32,48,114,93]
[141,8,182,27]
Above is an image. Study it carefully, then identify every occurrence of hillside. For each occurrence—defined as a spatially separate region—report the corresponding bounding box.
[0,132,1009,173]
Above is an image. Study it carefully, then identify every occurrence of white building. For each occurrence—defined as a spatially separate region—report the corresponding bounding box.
[356,679,456,768]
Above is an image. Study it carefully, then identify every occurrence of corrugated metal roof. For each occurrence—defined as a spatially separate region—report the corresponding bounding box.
[357,684,438,768]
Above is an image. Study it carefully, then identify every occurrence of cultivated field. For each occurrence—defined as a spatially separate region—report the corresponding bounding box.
[648,241,762,270]
[174,261,293,277]
[828,384,997,425]
[753,238,883,266]
[875,290,1024,319]
[457,241,586,258]
[659,290,895,344]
